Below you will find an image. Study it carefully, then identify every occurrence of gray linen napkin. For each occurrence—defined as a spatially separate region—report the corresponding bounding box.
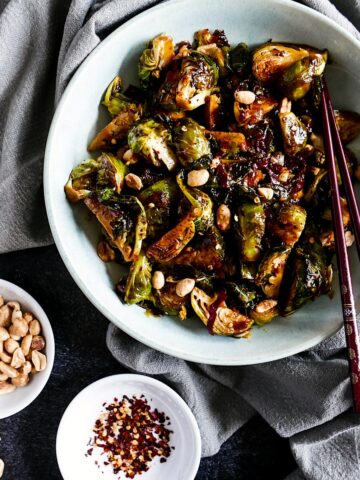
[0,0,359,478]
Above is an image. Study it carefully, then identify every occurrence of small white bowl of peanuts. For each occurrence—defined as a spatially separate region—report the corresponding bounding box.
[0,279,55,418]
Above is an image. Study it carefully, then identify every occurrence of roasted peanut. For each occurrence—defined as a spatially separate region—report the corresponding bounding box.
[255,299,278,313]
[11,348,25,369]
[21,334,33,356]
[187,169,209,187]
[279,97,291,113]
[31,335,46,351]
[0,381,16,395]
[125,173,143,190]
[0,361,19,378]
[11,374,29,388]
[257,187,274,200]
[152,271,165,290]
[216,204,231,232]
[11,308,22,323]
[29,319,41,336]
[10,318,28,338]
[7,301,20,311]
[0,327,9,342]
[23,312,34,323]
[176,278,195,297]
[4,338,19,354]
[0,373,8,382]
[0,352,11,364]
[20,361,32,375]
[0,305,11,328]
[31,351,47,372]
[0,296,3,308]
[234,90,256,104]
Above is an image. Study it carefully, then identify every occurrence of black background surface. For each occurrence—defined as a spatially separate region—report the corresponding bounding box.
[0,246,296,479]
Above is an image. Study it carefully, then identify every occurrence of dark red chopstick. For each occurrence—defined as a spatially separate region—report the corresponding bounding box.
[321,87,360,413]
[323,80,360,259]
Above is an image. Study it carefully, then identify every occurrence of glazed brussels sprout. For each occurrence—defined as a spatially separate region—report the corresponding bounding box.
[172,118,211,166]
[64,158,100,203]
[334,110,360,144]
[279,108,308,156]
[234,94,278,127]
[146,208,201,262]
[195,30,230,76]
[153,282,188,315]
[191,287,253,337]
[230,42,250,74]
[250,299,279,326]
[138,178,178,239]
[255,247,291,298]
[236,203,266,262]
[128,118,178,171]
[279,51,327,101]
[175,52,219,110]
[225,282,260,313]
[96,153,128,194]
[270,204,307,247]
[252,42,309,84]
[176,171,213,233]
[138,34,175,88]
[124,252,152,304]
[102,76,140,116]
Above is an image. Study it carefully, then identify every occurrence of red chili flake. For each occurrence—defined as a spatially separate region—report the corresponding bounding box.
[86,395,173,478]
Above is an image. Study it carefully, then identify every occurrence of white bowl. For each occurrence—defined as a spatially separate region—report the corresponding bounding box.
[56,374,201,480]
[44,0,360,365]
[0,279,55,418]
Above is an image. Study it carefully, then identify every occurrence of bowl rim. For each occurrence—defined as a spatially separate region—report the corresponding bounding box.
[56,373,202,480]
[0,279,55,418]
[44,0,360,365]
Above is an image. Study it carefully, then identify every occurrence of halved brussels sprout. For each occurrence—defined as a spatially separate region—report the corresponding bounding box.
[172,118,211,166]
[146,208,201,262]
[96,153,128,194]
[176,171,213,233]
[138,178,178,239]
[304,168,327,202]
[234,95,278,127]
[64,158,100,203]
[206,130,247,154]
[230,42,250,74]
[84,195,147,262]
[250,299,279,326]
[236,203,266,262]
[128,118,178,171]
[334,110,360,144]
[153,282,188,315]
[196,33,229,76]
[280,242,332,315]
[124,252,152,304]
[89,105,142,152]
[255,247,291,298]
[279,51,327,101]
[175,52,219,110]
[138,34,175,88]
[194,29,230,48]
[191,287,253,337]
[279,111,308,156]
[252,43,309,84]
[102,76,140,116]
[270,204,307,247]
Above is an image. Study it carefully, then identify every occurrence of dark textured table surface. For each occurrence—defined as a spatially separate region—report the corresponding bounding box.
[0,246,296,479]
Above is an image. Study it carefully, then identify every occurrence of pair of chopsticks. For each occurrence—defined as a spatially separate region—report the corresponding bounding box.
[321,79,360,413]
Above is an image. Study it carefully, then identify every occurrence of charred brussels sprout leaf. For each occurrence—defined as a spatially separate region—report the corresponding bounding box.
[102,76,141,116]
[279,111,308,156]
[138,34,175,88]
[153,282,188,315]
[124,252,152,304]
[175,52,219,110]
[138,178,178,239]
[280,242,332,315]
[96,153,128,194]
[176,171,213,233]
[191,287,253,337]
[334,110,360,145]
[128,118,178,171]
[225,282,260,312]
[252,43,309,84]
[230,43,250,74]
[172,118,211,166]
[236,204,266,262]
[270,204,307,247]
[255,247,291,298]
[146,208,201,262]
[64,158,100,203]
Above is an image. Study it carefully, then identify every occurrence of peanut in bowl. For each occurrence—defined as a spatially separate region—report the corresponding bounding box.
[0,279,55,419]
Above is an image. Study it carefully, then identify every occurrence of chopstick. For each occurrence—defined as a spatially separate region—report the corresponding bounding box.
[323,80,360,259]
[321,83,360,413]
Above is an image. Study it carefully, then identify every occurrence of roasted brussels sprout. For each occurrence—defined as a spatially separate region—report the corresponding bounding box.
[89,105,142,152]
[175,52,219,110]
[234,95,278,127]
[279,109,308,156]
[206,130,247,154]
[172,118,211,166]
[146,208,201,262]
[269,204,307,247]
[191,287,253,337]
[252,43,309,84]
[334,110,360,144]
[304,168,327,202]
[230,42,250,74]
[225,282,260,312]
[64,158,100,203]
[195,30,230,76]
[124,252,152,304]
[255,247,291,298]
[280,242,332,315]
[138,178,178,239]
[279,51,327,101]
[176,172,213,233]
[250,299,279,326]
[84,195,147,262]
[102,76,140,116]
[96,153,128,194]
[236,203,266,262]
[153,282,187,315]
[128,118,177,171]
[138,34,175,88]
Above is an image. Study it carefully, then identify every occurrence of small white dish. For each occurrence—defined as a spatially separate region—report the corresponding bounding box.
[56,374,201,480]
[0,279,55,419]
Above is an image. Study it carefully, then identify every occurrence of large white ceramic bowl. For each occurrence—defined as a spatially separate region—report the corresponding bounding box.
[44,0,360,365]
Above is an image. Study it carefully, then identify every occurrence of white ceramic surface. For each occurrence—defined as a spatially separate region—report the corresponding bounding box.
[0,279,55,418]
[44,0,360,365]
[56,374,201,480]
